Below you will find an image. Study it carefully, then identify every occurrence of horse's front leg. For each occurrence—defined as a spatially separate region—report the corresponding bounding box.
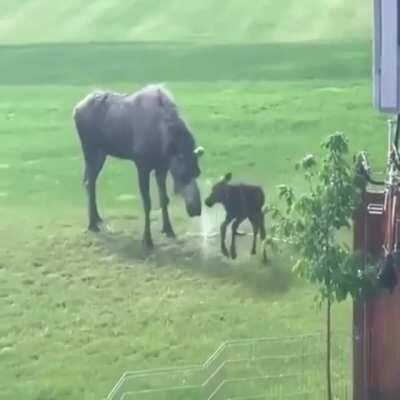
[156,168,175,238]
[138,168,153,250]
[82,148,106,232]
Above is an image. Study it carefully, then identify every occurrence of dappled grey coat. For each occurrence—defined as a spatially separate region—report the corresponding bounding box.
[73,84,203,247]
[74,85,196,164]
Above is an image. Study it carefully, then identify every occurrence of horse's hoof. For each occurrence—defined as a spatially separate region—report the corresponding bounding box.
[230,250,237,260]
[88,224,100,233]
[143,239,154,252]
[222,248,229,258]
[162,228,176,238]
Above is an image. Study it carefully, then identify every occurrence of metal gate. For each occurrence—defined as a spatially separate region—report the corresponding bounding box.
[107,333,351,400]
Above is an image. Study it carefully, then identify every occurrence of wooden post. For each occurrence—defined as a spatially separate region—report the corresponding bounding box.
[353,190,400,400]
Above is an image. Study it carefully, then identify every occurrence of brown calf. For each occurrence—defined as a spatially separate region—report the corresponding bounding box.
[204,173,267,262]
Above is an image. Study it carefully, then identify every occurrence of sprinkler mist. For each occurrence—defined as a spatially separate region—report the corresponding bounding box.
[199,207,220,256]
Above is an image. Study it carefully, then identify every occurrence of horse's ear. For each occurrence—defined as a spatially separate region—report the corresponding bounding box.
[194,146,204,158]
[224,172,232,182]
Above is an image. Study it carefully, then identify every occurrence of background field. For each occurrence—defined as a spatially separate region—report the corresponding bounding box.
[0,1,384,400]
[0,0,371,44]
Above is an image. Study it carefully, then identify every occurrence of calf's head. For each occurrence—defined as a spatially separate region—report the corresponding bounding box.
[205,173,232,208]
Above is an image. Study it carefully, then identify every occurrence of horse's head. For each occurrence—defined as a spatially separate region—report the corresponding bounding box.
[168,124,204,217]
[205,172,232,207]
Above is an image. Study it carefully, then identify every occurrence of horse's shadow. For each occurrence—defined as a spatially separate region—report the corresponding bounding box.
[94,218,296,299]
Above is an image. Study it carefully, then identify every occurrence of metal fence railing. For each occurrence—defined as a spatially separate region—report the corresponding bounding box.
[106,333,352,400]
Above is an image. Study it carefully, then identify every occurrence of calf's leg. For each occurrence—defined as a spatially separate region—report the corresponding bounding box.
[155,168,175,238]
[250,217,260,256]
[220,215,234,258]
[230,218,244,260]
[260,213,266,241]
[260,213,268,264]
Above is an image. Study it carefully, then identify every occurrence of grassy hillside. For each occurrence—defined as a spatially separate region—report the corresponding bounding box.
[0,0,372,44]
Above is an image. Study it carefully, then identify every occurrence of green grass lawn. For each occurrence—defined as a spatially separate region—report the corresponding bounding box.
[0,39,386,400]
[0,2,385,399]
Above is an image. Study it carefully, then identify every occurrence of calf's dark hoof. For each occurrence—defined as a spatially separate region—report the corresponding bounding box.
[230,249,237,260]
[222,247,229,258]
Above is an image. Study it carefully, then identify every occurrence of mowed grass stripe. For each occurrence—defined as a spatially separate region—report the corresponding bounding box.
[0,41,371,85]
[0,0,371,45]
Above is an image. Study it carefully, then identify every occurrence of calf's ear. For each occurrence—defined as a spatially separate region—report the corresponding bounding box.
[224,172,232,182]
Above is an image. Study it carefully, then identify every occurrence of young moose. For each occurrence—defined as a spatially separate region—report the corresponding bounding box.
[205,173,267,262]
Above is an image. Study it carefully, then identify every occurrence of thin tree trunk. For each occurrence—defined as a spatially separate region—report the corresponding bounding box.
[327,293,332,400]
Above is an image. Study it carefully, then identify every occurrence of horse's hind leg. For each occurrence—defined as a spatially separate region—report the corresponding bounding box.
[137,168,153,250]
[82,146,106,232]
[156,168,175,238]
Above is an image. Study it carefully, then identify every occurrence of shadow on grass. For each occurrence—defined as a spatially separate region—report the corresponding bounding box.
[0,40,370,85]
[94,221,296,298]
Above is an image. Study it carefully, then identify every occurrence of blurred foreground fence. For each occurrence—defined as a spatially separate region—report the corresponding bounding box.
[106,333,351,400]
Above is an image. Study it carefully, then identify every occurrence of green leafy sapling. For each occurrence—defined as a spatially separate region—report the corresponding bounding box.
[269,132,378,400]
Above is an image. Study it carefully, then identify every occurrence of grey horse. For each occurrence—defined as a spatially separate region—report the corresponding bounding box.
[73,84,204,250]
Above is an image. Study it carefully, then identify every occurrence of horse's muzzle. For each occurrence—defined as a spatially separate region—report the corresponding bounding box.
[187,203,202,217]
[182,180,202,217]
